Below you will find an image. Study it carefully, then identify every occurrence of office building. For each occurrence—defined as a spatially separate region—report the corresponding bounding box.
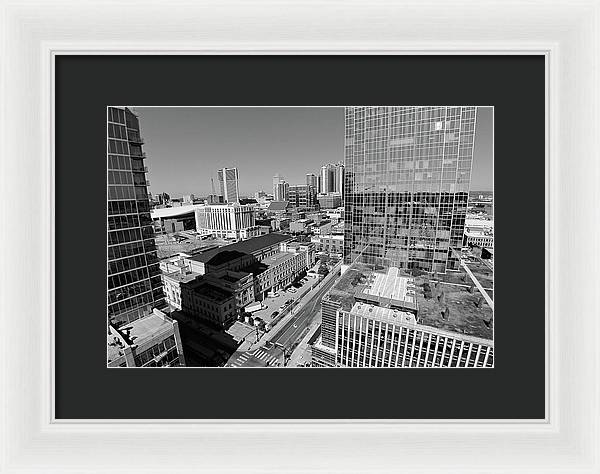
[464,217,494,248]
[320,162,345,195]
[289,219,314,234]
[312,221,333,235]
[311,234,344,254]
[107,106,165,327]
[306,173,318,189]
[343,106,477,273]
[288,184,317,210]
[311,258,494,367]
[217,167,240,203]
[317,193,342,209]
[195,203,259,240]
[273,174,289,201]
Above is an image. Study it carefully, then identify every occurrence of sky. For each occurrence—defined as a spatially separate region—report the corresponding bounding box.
[136,107,493,197]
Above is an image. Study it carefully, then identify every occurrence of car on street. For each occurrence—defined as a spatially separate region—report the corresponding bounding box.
[271,311,279,318]
[288,288,297,293]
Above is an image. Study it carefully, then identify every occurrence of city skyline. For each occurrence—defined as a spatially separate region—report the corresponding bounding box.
[134,107,493,197]
[107,106,493,368]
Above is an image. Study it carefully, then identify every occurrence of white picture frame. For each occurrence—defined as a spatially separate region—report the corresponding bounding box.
[1,0,598,472]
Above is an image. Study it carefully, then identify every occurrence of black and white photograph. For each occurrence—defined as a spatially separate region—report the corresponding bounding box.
[107,106,494,368]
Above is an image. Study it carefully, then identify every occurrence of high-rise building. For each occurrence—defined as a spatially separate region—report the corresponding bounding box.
[310,106,491,368]
[306,173,318,189]
[107,107,165,326]
[320,162,345,195]
[343,106,477,273]
[107,107,185,367]
[288,184,317,210]
[217,167,240,203]
[273,174,289,201]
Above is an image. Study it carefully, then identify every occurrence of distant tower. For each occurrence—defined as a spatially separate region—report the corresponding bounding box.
[217,167,240,203]
[273,174,289,201]
[306,173,318,189]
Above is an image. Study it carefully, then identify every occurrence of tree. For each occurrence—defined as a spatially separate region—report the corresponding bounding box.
[318,265,329,276]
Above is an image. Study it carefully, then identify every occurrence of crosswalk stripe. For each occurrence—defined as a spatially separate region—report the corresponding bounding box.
[230,362,239,367]
[259,353,268,360]
[239,355,248,361]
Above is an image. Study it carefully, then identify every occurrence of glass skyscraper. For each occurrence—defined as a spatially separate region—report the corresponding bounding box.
[107,107,165,327]
[343,106,477,273]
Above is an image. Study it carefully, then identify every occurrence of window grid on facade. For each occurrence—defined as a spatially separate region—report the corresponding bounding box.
[333,310,493,368]
[107,107,165,326]
[343,106,477,274]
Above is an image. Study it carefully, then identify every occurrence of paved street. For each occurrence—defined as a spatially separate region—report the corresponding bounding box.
[224,265,340,367]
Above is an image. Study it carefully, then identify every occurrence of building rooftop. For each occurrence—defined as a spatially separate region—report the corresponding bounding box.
[204,250,247,267]
[325,263,493,340]
[163,269,200,284]
[465,217,494,228]
[117,311,174,347]
[268,201,290,211]
[151,204,205,219]
[260,251,296,267]
[360,267,416,306]
[465,229,494,237]
[191,283,234,304]
[413,274,493,340]
[348,301,417,326]
[187,233,292,264]
[320,234,344,240]
[325,264,418,313]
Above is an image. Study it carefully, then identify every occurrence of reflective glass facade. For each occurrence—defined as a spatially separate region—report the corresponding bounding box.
[107,107,165,326]
[343,106,477,273]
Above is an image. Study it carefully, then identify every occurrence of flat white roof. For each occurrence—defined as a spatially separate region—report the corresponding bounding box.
[349,302,417,325]
[465,218,494,228]
[362,267,416,305]
[151,204,205,219]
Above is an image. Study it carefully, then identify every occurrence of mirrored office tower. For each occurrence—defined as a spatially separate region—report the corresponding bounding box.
[343,106,477,273]
[107,107,165,326]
